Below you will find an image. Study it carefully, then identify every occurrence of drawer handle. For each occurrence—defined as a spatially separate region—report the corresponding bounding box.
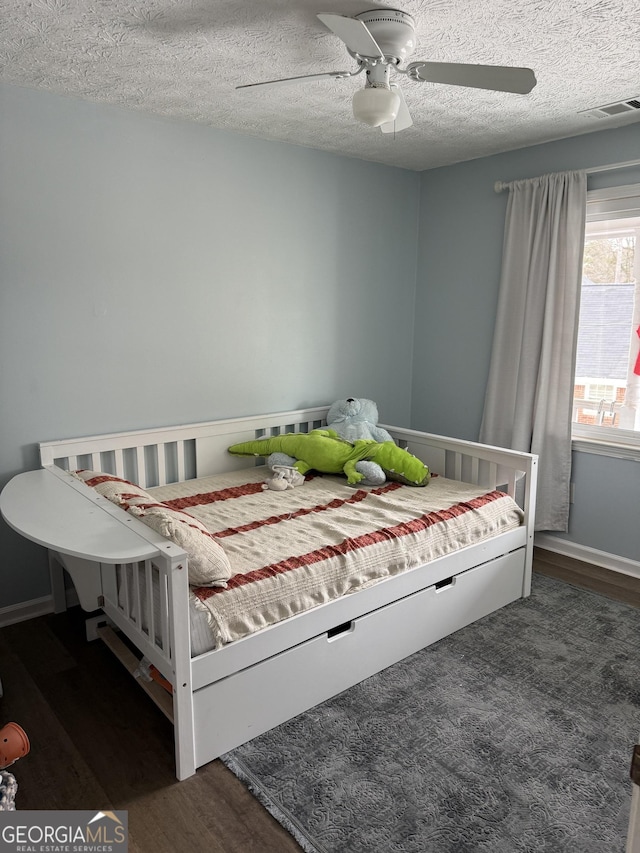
[435,576,456,592]
[327,620,355,641]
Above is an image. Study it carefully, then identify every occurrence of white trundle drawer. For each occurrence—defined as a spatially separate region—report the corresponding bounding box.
[193,547,526,764]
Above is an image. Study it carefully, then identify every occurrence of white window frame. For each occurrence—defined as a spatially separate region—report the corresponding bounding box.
[572,183,640,461]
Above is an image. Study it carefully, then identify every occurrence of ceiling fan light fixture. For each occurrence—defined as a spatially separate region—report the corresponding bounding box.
[352,86,401,127]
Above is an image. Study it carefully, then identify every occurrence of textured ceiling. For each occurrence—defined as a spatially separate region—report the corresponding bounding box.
[2,0,640,171]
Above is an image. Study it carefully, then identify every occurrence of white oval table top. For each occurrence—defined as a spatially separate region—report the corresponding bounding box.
[0,468,162,564]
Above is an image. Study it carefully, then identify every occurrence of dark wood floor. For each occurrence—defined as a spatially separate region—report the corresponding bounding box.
[0,607,301,853]
[1,552,637,851]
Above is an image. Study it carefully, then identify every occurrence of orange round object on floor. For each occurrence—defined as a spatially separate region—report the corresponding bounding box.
[0,723,30,769]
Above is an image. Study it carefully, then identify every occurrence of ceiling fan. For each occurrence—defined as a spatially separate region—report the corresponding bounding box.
[236,9,537,133]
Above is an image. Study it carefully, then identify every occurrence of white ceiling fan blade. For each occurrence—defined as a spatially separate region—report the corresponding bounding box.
[236,70,351,90]
[381,86,413,133]
[317,13,384,59]
[407,61,537,94]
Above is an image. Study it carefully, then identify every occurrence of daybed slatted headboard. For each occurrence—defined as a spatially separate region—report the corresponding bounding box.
[39,409,535,516]
[39,407,330,489]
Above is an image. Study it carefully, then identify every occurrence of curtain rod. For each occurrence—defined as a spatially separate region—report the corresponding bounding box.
[494,158,640,193]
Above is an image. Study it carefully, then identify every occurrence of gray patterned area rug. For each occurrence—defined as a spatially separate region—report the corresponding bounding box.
[221,574,640,852]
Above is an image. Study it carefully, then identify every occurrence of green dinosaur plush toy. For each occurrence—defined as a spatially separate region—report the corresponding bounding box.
[228,429,430,487]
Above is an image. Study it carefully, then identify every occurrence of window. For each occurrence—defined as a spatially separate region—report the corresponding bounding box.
[572,184,640,456]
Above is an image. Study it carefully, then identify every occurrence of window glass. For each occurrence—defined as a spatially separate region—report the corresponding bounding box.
[572,187,640,446]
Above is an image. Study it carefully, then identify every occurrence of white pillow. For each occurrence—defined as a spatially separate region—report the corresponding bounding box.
[125,497,231,588]
[71,470,154,504]
[72,471,231,588]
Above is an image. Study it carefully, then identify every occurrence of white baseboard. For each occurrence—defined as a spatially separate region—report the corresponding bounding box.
[0,588,80,628]
[535,533,640,580]
[0,595,55,628]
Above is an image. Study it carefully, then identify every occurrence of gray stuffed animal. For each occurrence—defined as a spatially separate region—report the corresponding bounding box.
[326,398,393,443]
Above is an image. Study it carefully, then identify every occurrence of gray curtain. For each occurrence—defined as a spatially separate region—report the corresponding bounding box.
[480,171,587,531]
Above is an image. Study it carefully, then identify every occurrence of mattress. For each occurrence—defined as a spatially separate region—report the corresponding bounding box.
[147,467,524,655]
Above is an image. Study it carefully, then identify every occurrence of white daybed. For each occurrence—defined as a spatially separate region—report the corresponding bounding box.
[0,406,537,780]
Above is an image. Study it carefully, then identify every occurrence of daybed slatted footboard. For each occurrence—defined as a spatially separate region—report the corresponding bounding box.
[0,407,537,780]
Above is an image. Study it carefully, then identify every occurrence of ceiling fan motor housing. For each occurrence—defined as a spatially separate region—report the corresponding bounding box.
[353,9,417,63]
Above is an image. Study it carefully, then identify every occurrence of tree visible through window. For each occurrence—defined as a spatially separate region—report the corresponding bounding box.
[573,201,640,439]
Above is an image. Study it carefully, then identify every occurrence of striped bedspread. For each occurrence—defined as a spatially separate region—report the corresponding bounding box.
[150,468,524,649]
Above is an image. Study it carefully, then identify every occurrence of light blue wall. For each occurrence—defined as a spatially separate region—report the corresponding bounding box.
[0,84,420,609]
[2,83,638,611]
[566,451,639,558]
[413,122,640,560]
